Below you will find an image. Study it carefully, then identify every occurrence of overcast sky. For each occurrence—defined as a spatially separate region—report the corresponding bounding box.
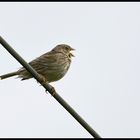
[0,2,140,138]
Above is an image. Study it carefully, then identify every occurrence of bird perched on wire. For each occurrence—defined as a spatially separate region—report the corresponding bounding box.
[0,44,75,84]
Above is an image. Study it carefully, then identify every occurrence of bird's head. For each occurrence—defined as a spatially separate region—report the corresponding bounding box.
[52,44,75,58]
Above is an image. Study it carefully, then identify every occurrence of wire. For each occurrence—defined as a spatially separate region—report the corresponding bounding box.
[0,36,101,138]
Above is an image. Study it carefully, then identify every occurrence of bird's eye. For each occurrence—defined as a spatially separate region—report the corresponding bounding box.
[64,47,69,52]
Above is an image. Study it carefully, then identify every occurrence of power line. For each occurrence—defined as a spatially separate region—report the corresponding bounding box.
[0,36,101,138]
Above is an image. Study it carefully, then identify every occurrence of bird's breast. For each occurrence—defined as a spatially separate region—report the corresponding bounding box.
[44,57,71,83]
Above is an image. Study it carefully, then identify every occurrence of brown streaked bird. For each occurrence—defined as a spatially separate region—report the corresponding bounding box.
[0,44,75,83]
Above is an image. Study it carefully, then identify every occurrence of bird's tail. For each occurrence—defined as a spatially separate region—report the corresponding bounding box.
[0,71,18,80]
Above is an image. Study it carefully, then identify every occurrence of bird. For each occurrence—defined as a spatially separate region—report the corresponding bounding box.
[0,44,75,84]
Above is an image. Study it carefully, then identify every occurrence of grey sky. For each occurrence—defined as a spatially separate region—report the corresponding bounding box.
[0,2,140,138]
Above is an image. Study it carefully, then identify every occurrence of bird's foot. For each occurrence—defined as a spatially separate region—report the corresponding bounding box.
[38,74,47,85]
[50,86,56,96]
[38,74,56,96]
[45,86,56,96]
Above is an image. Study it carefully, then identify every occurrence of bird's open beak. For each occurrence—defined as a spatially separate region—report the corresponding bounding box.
[70,48,75,57]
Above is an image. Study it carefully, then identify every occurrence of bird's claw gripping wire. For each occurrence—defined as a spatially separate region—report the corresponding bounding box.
[38,74,56,96]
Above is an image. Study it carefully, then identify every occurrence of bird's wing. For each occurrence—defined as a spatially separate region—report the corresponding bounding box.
[29,51,66,72]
